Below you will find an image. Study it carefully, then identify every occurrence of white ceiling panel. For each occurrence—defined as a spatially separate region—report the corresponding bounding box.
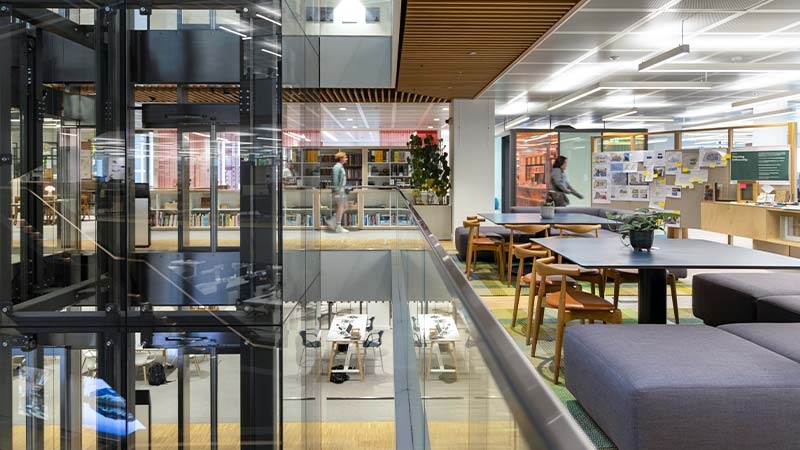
[556,11,651,33]
[520,50,589,64]
[480,0,800,128]
[674,0,770,10]
[754,0,800,10]
[633,11,736,35]
[536,33,614,50]
[710,13,800,33]
[580,0,677,9]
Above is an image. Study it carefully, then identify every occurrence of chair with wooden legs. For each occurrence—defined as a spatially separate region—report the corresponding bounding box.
[530,257,622,384]
[552,224,606,296]
[606,269,681,323]
[553,224,601,238]
[510,243,572,335]
[504,224,550,286]
[463,219,505,281]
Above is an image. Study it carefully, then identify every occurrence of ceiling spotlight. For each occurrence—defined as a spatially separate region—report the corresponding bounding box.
[433,118,440,121]
[427,126,434,129]
[639,44,690,72]
[352,126,357,129]
[347,118,353,121]
[339,107,347,111]
[442,106,448,111]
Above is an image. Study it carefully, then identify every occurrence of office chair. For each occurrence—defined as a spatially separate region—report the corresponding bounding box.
[363,330,385,373]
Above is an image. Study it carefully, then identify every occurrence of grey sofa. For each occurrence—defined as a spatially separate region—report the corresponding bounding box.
[454,206,632,262]
[564,323,800,450]
[692,273,800,325]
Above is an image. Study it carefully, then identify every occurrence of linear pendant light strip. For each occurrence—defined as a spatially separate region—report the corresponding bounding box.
[732,90,800,108]
[686,107,795,128]
[638,44,690,72]
[548,81,713,111]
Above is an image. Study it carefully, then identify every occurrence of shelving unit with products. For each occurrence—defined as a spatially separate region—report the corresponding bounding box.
[149,190,180,229]
[283,188,318,229]
[148,189,241,230]
[362,188,415,228]
[366,148,411,188]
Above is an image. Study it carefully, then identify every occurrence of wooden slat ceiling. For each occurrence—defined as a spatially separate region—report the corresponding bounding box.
[64,85,445,104]
[282,88,447,103]
[397,0,582,100]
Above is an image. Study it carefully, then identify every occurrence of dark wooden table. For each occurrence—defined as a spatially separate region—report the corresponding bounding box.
[479,212,618,226]
[530,237,800,324]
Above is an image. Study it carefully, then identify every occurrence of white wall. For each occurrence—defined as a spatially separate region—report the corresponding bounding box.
[451,99,495,236]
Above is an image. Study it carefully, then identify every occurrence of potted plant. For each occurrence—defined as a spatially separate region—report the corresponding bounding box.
[408,134,450,205]
[608,208,680,251]
[540,200,556,219]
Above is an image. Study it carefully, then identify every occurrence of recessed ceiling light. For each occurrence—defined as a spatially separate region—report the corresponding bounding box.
[442,107,448,111]
[339,107,347,111]
[352,126,357,129]
[433,118,440,121]
[427,126,434,129]
[347,118,353,121]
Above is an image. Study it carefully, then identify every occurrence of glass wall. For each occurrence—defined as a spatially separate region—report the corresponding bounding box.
[0,2,289,448]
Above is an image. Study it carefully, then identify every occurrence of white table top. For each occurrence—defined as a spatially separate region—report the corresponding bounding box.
[417,314,459,341]
[327,314,368,341]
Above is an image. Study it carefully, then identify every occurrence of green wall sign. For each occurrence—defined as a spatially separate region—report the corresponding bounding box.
[730,149,789,181]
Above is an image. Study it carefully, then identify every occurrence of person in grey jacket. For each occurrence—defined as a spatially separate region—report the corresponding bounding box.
[549,155,583,206]
[330,151,349,232]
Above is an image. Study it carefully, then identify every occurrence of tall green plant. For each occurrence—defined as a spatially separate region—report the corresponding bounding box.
[408,134,451,202]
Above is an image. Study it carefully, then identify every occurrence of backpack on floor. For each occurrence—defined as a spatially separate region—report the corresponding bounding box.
[147,362,167,386]
[329,365,350,384]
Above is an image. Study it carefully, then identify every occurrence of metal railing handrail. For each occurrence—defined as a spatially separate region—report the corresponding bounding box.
[373,186,594,450]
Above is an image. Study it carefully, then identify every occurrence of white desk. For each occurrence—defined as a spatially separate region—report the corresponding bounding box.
[326,314,368,382]
[417,314,459,380]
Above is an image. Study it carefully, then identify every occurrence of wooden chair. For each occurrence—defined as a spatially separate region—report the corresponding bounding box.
[606,269,681,323]
[553,224,601,238]
[80,194,90,220]
[530,257,622,384]
[552,224,606,296]
[504,224,550,286]
[463,219,505,281]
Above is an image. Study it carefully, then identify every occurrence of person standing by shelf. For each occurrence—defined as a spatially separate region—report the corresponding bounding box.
[548,155,583,206]
[329,151,349,233]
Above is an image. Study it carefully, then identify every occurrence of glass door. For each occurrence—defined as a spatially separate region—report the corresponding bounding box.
[178,127,215,250]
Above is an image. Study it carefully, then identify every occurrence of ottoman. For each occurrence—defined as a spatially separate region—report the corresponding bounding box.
[756,295,800,323]
[692,273,800,325]
[564,325,800,450]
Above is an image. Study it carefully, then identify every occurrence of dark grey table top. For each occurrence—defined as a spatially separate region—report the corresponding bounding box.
[479,212,618,226]
[530,237,800,269]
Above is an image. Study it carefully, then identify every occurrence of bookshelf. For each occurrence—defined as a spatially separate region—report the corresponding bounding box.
[366,148,411,188]
[282,187,415,230]
[149,189,241,231]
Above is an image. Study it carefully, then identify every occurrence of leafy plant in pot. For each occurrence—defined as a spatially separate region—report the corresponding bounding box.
[607,208,680,251]
[408,134,451,205]
[540,200,556,219]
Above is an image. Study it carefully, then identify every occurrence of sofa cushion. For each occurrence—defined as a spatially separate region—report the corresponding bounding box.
[756,295,800,323]
[692,273,800,326]
[565,324,800,450]
[720,322,800,363]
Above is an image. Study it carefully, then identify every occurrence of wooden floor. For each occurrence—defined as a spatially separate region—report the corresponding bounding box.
[11,421,517,449]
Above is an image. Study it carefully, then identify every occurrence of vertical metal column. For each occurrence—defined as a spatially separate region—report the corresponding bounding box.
[177,348,191,449]
[59,348,83,450]
[240,342,278,450]
[209,346,219,450]
[0,345,12,450]
[176,85,188,251]
[0,23,15,310]
[25,348,44,450]
[20,28,45,301]
[210,125,218,251]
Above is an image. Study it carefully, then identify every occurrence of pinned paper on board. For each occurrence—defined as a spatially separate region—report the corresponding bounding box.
[699,149,727,168]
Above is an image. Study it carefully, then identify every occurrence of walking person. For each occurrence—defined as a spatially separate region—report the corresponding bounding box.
[548,155,583,206]
[329,152,349,232]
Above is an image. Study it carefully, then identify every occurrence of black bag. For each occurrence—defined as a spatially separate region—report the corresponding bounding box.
[329,365,350,384]
[147,362,167,386]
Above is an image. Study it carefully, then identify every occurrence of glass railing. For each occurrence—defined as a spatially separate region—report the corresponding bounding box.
[281,186,592,449]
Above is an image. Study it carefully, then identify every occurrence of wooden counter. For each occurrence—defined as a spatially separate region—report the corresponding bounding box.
[700,201,800,256]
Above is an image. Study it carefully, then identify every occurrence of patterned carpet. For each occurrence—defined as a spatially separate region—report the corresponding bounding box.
[451,252,703,449]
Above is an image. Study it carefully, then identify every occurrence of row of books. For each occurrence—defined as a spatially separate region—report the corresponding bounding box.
[364,213,412,226]
[285,214,314,226]
[320,212,359,227]
[151,211,178,227]
[219,213,239,228]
